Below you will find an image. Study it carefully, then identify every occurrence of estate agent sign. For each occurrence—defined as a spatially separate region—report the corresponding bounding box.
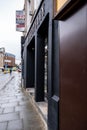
[16,10,25,32]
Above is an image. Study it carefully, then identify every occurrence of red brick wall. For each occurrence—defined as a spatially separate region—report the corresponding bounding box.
[4,56,15,67]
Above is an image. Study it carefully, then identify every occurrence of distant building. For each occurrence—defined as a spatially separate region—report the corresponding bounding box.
[0,48,15,68]
[4,52,15,68]
[0,48,5,68]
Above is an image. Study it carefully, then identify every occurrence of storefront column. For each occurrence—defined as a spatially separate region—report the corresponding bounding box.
[35,33,45,102]
[24,45,35,88]
[48,20,59,130]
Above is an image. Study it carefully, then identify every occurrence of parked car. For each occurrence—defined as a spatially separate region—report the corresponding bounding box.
[12,67,17,71]
[17,68,21,72]
[3,68,10,74]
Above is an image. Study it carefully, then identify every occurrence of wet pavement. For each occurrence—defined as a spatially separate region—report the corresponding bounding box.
[0,73,14,90]
[0,72,46,130]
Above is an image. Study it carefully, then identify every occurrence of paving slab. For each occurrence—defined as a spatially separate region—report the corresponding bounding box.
[1,102,18,108]
[0,122,7,130]
[7,119,23,130]
[0,108,3,114]
[0,112,19,122]
[3,107,15,113]
[0,72,46,130]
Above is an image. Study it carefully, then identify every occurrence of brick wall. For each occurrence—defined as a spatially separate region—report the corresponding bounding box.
[4,55,15,67]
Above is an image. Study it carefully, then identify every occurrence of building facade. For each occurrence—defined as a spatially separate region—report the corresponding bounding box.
[21,0,87,130]
[23,0,41,36]
[0,48,5,68]
[4,52,15,68]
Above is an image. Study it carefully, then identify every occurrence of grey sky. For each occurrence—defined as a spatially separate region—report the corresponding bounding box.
[0,0,24,60]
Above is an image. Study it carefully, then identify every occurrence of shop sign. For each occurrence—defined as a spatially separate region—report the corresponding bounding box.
[16,10,25,32]
[57,0,68,11]
[4,60,11,63]
[16,24,25,32]
[54,0,68,16]
[16,10,25,24]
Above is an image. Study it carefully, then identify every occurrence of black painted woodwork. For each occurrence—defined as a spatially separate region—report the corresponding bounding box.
[35,33,45,101]
[21,1,87,130]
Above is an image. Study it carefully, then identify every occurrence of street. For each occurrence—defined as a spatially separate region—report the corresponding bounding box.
[0,72,45,130]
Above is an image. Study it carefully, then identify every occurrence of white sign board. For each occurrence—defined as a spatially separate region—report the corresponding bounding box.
[16,10,25,32]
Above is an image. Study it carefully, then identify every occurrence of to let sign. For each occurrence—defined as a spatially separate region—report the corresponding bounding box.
[16,10,25,32]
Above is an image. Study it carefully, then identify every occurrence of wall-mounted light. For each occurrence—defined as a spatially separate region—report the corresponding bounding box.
[28,0,31,3]
[29,11,33,16]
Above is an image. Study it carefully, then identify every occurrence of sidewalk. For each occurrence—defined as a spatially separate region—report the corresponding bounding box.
[0,73,14,91]
[0,72,46,130]
[25,88,48,123]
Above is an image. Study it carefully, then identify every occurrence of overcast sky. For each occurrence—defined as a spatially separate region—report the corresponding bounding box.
[0,0,24,60]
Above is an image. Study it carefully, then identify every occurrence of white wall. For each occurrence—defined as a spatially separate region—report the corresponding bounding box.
[34,0,41,10]
[23,0,42,36]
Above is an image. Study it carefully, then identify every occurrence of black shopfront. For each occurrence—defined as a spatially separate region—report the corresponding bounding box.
[21,0,87,130]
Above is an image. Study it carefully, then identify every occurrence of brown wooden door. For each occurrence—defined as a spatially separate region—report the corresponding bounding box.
[59,3,87,130]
